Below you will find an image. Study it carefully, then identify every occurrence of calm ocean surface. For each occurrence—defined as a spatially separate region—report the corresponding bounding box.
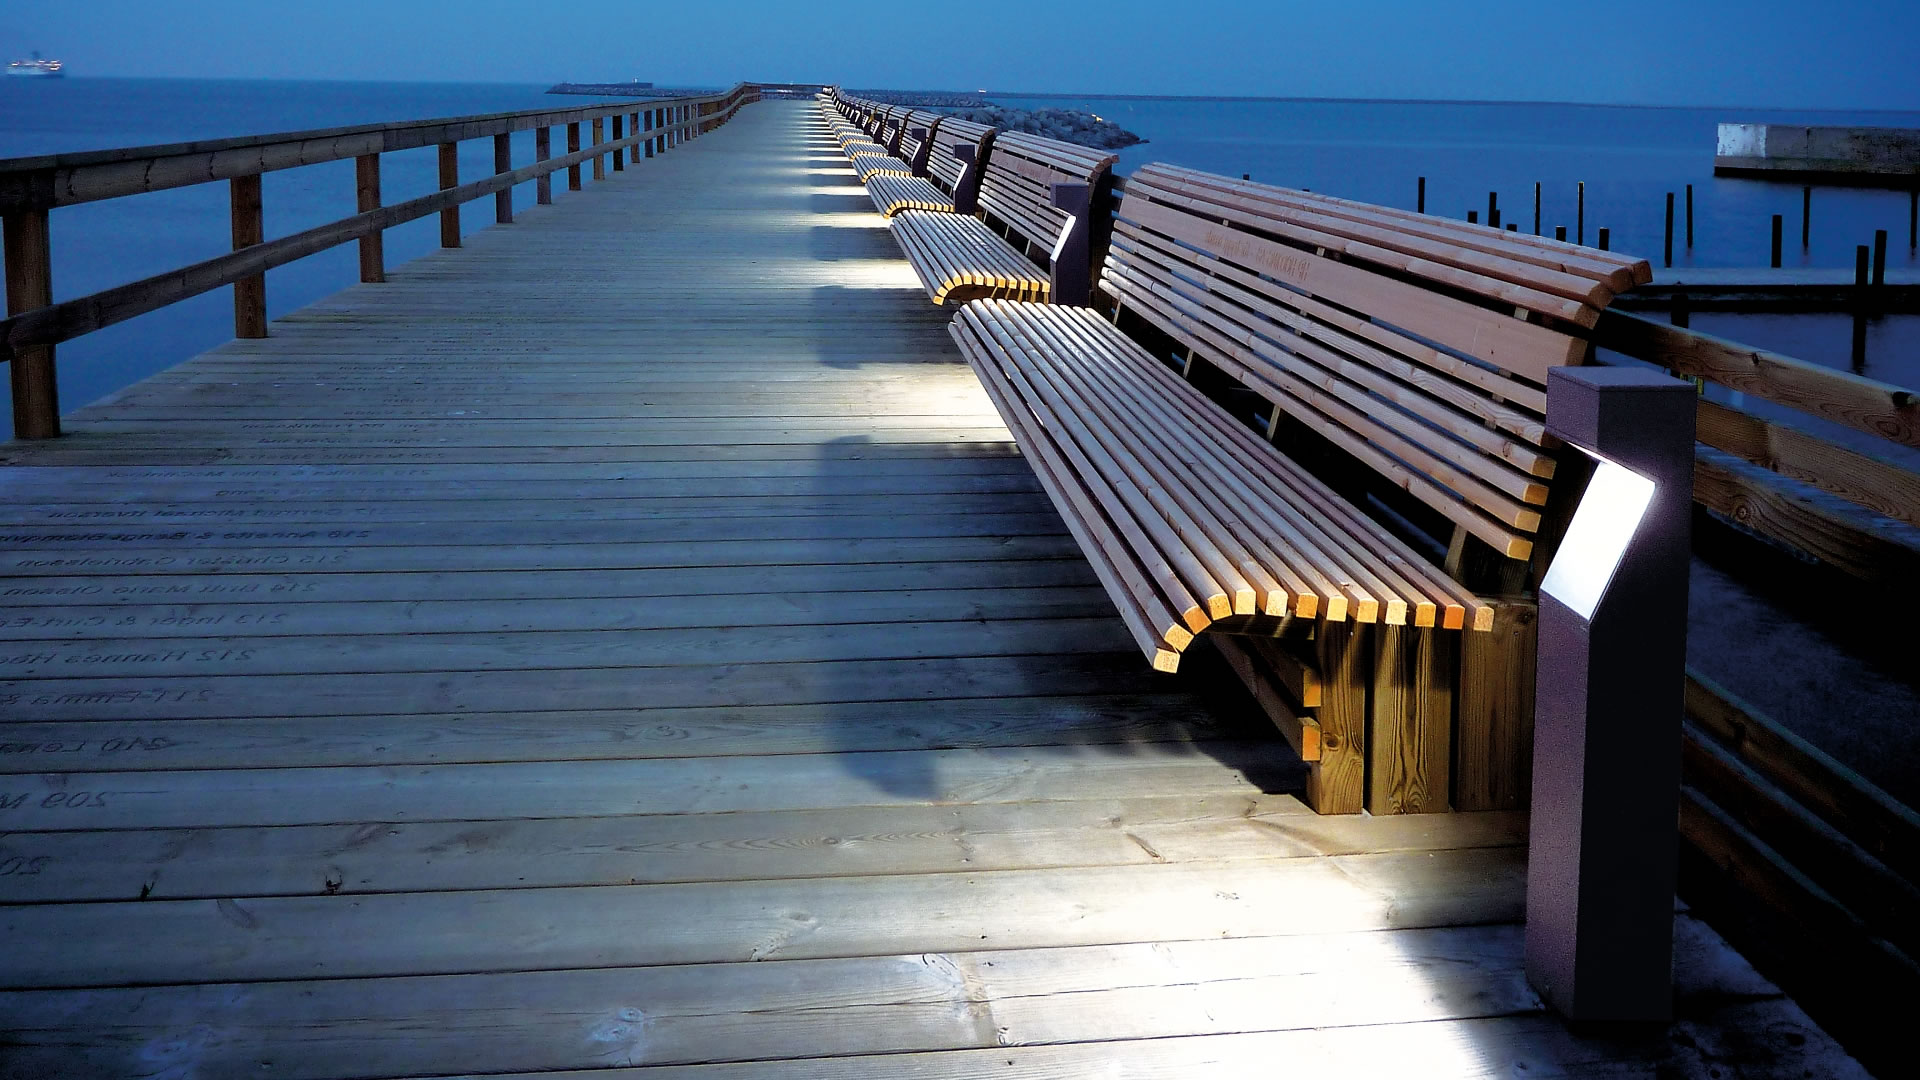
[4,79,1919,418]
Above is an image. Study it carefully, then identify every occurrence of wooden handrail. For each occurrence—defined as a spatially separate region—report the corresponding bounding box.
[0,86,750,213]
[1,83,762,438]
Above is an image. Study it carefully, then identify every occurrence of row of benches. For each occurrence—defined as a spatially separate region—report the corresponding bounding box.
[815,90,1654,814]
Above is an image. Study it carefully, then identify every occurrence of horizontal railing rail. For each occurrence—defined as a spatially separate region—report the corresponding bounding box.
[1,82,762,438]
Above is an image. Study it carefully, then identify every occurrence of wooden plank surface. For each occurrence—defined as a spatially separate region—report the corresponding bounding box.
[0,100,1853,1080]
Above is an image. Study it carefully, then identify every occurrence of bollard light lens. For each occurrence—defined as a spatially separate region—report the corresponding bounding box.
[1540,459,1656,622]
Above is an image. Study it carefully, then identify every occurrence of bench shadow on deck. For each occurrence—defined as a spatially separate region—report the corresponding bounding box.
[0,101,1862,1079]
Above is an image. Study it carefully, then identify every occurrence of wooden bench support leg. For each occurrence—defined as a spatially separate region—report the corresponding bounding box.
[1455,600,1537,811]
[1369,626,1453,814]
[1306,622,1367,814]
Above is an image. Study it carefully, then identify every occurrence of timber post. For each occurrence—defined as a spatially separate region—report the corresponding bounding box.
[356,154,384,281]
[3,208,59,438]
[229,175,267,339]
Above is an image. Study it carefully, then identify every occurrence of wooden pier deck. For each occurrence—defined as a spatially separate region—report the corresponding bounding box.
[0,102,1858,1078]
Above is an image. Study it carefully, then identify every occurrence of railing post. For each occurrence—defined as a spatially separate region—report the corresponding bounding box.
[494,133,513,223]
[567,123,582,191]
[611,114,625,172]
[644,109,654,158]
[355,153,384,282]
[630,112,641,162]
[438,142,460,248]
[228,175,268,340]
[655,108,665,154]
[591,118,606,180]
[535,127,552,205]
[1527,366,1696,1023]
[4,208,60,439]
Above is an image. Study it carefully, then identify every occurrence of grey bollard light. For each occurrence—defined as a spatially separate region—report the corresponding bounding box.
[1527,365,1696,1023]
[1048,181,1094,307]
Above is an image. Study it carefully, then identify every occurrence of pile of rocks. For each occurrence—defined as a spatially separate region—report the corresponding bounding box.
[937,105,1145,150]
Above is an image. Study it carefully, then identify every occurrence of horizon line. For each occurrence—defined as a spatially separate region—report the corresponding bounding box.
[12,75,1920,115]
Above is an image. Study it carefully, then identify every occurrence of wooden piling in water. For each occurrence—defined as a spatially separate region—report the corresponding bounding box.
[1873,230,1888,287]
[1685,184,1694,248]
[1803,186,1812,247]
[1417,176,1426,213]
[1771,215,1783,268]
[1598,227,1610,251]
[1577,181,1585,245]
[1556,225,1567,241]
[1664,192,1675,267]
[1487,191,1499,229]
[1533,182,1541,235]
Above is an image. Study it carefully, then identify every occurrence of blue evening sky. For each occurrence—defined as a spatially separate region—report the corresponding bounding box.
[5,0,1915,110]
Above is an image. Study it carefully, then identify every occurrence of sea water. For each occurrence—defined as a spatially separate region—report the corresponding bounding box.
[4,79,1918,414]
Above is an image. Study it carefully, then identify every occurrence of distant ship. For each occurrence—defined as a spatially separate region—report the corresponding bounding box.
[6,52,65,79]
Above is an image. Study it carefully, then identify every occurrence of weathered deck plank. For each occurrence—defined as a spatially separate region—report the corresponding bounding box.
[0,101,1861,1079]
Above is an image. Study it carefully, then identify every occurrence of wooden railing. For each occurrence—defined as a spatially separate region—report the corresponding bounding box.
[0,82,762,438]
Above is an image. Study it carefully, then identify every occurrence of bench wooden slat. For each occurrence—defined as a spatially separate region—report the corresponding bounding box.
[866,174,953,217]
[850,152,913,180]
[1028,306,1482,630]
[1117,190,1584,382]
[1148,164,1652,296]
[1105,242,1557,479]
[891,211,1050,305]
[999,303,1399,624]
[1102,252,1548,551]
[954,300,1501,672]
[1129,176,1608,323]
[956,331,1191,670]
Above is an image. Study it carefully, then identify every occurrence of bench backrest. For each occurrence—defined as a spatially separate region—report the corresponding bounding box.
[895,109,943,170]
[978,133,1117,253]
[927,116,995,194]
[1103,164,1651,562]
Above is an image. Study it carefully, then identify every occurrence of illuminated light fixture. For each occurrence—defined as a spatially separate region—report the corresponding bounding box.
[1538,454,1655,621]
[1527,364,1696,1024]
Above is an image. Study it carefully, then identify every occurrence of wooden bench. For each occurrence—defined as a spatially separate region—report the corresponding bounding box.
[951,163,1650,813]
[849,108,919,180]
[890,131,1116,306]
[865,115,991,218]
